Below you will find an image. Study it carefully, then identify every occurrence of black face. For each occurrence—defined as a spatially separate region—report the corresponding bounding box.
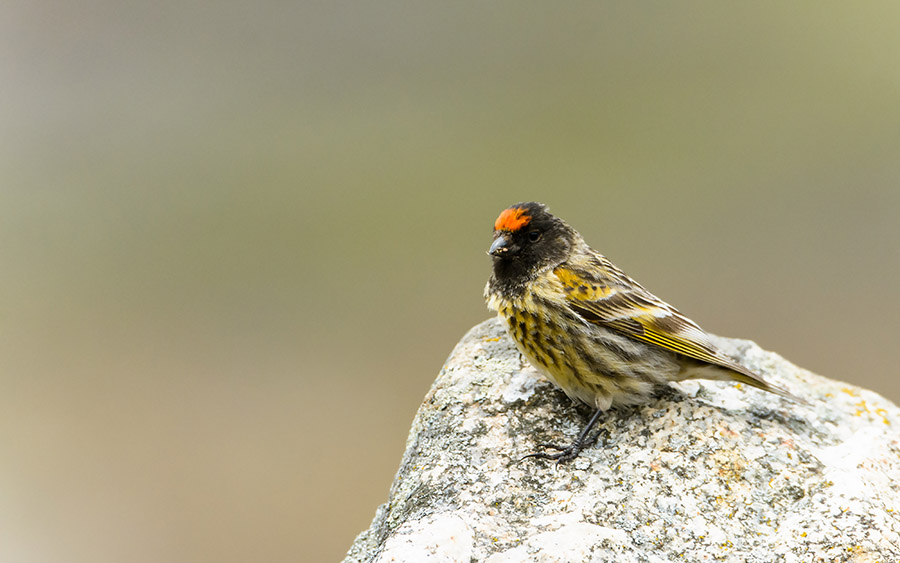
[489,202,574,284]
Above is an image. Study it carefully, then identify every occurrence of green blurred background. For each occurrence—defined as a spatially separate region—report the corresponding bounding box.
[2,2,899,561]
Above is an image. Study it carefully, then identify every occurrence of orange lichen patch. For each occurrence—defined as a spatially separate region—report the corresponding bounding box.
[852,400,890,424]
[494,207,531,232]
[719,427,739,439]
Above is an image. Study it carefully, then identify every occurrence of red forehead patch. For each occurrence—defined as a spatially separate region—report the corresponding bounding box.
[494,207,531,232]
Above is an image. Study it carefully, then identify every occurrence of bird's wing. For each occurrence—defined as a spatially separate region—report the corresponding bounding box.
[553,264,744,372]
[553,260,806,404]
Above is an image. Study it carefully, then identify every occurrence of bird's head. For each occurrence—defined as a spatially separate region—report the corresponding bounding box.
[489,202,575,281]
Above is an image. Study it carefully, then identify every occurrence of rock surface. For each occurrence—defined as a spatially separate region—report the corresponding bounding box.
[344,318,900,563]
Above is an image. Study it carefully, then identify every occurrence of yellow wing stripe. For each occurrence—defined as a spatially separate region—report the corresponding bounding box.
[639,329,719,363]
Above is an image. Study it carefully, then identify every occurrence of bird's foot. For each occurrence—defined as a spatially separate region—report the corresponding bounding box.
[520,441,586,465]
[516,408,605,466]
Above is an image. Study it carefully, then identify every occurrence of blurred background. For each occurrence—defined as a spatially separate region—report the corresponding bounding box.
[2,2,899,561]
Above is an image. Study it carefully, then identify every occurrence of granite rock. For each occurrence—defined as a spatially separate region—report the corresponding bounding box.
[344,318,900,562]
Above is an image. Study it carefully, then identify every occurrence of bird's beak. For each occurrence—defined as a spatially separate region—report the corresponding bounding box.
[489,233,512,256]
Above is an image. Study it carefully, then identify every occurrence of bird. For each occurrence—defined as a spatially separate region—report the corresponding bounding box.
[484,201,805,463]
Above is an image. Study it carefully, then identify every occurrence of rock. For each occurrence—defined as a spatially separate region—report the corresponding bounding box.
[344,318,900,563]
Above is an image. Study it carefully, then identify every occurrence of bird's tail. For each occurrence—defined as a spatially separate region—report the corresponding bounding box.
[685,362,810,406]
[727,370,810,406]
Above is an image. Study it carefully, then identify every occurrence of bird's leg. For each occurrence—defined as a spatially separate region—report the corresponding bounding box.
[521,408,605,465]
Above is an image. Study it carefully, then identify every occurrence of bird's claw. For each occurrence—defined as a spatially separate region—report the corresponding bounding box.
[519,442,583,465]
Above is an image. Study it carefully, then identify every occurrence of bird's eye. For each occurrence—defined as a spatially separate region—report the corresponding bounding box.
[527,231,542,242]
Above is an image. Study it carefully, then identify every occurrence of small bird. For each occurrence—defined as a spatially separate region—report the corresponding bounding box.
[484,202,804,463]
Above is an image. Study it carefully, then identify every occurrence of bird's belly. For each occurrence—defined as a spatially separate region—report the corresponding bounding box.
[516,342,602,407]
[499,317,638,410]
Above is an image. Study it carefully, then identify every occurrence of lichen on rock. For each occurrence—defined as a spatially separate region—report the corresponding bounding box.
[344,318,900,562]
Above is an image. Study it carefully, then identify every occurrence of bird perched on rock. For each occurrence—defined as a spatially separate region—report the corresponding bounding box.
[484,201,804,463]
